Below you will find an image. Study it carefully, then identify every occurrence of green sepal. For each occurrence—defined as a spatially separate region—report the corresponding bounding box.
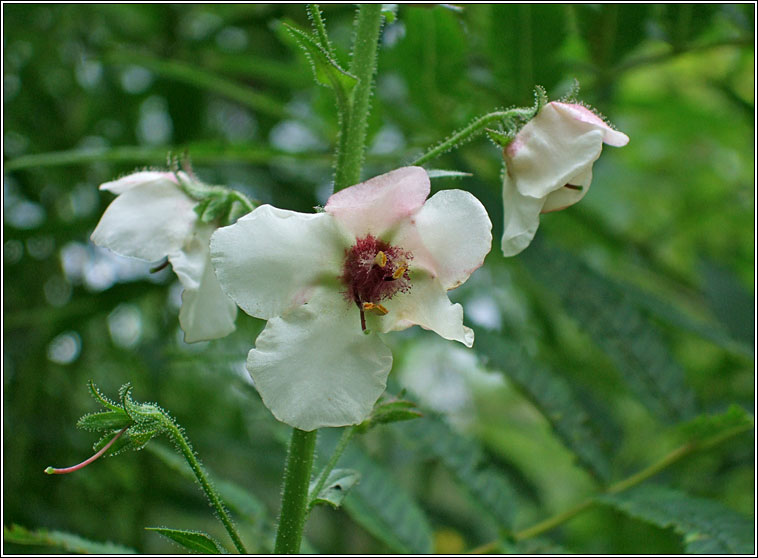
[87,380,122,412]
[146,527,226,554]
[357,397,423,432]
[281,21,358,99]
[76,410,132,432]
[486,128,515,148]
[92,429,134,457]
[309,468,361,509]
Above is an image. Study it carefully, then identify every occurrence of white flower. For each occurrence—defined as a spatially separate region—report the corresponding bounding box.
[501,101,630,256]
[91,171,237,343]
[210,167,492,431]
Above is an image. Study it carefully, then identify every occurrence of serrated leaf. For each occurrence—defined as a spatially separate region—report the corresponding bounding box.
[522,239,696,422]
[76,410,132,432]
[309,468,361,509]
[281,22,357,100]
[317,433,433,553]
[398,412,519,528]
[598,485,754,554]
[146,527,225,554]
[699,258,754,347]
[4,524,137,554]
[675,405,753,447]
[475,329,613,481]
[425,169,472,179]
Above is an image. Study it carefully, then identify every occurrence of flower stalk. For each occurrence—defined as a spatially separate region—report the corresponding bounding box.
[274,428,318,554]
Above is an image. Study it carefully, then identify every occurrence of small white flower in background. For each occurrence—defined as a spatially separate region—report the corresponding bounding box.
[91,171,237,343]
[501,101,629,256]
[210,166,492,431]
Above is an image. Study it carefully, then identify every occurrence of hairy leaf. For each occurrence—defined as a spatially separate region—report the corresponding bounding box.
[309,468,361,509]
[146,527,225,554]
[598,485,754,554]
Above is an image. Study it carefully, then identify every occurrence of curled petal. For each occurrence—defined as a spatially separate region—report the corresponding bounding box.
[379,274,474,347]
[551,102,630,147]
[325,166,430,238]
[247,290,393,431]
[210,205,346,320]
[99,171,179,195]
[171,224,236,343]
[393,189,492,290]
[501,175,548,257]
[91,178,197,261]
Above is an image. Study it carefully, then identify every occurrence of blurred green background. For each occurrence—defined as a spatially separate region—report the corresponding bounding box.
[3,4,754,554]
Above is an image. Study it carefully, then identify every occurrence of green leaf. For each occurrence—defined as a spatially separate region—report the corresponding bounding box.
[281,21,357,101]
[324,438,433,553]
[598,485,754,554]
[699,258,755,347]
[522,240,696,422]
[146,527,225,554]
[398,412,519,528]
[4,524,137,554]
[675,404,753,448]
[76,410,131,432]
[309,468,361,509]
[475,329,613,481]
[574,5,651,69]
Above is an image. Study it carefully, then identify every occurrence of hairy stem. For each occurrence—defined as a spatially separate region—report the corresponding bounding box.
[333,4,384,191]
[162,419,247,554]
[410,109,529,167]
[275,428,318,554]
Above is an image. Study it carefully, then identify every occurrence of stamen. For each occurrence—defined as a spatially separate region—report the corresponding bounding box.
[374,251,387,268]
[150,258,170,273]
[564,183,583,191]
[362,302,389,315]
[392,265,407,280]
[44,427,128,475]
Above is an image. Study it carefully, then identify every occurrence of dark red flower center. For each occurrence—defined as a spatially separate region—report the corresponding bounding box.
[340,234,412,330]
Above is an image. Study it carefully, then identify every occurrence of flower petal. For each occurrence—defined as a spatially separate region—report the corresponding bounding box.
[247,289,393,431]
[393,189,492,290]
[91,178,197,261]
[99,171,178,195]
[210,205,346,320]
[501,173,548,257]
[551,102,630,147]
[540,166,593,213]
[505,102,606,200]
[324,166,430,238]
[170,224,237,343]
[378,274,474,347]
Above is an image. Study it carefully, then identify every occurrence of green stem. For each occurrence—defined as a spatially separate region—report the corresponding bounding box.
[275,428,318,554]
[162,420,247,554]
[308,427,356,509]
[410,109,529,167]
[333,3,384,191]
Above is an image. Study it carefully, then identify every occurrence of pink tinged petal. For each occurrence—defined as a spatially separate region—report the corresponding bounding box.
[99,171,178,195]
[91,178,197,261]
[398,189,492,291]
[246,290,393,431]
[501,172,548,257]
[540,166,593,213]
[209,205,346,321]
[379,274,474,347]
[170,224,236,343]
[551,102,630,147]
[505,102,605,200]
[324,166,430,238]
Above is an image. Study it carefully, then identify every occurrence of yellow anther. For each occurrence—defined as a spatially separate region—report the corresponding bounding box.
[374,251,387,268]
[362,302,389,315]
[392,265,407,280]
